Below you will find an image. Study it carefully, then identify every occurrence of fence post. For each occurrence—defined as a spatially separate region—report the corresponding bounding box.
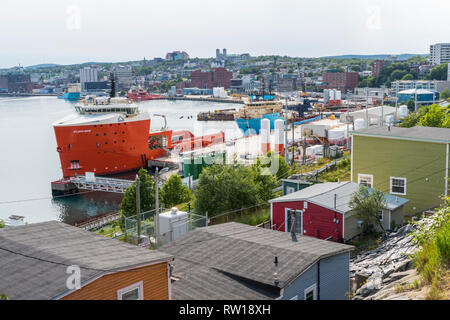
[205,211,209,227]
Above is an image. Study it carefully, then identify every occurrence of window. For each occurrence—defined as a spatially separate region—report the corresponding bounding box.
[304,284,317,300]
[117,281,143,300]
[358,174,373,188]
[378,210,384,222]
[390,177,406,195]
[286,209,302,234]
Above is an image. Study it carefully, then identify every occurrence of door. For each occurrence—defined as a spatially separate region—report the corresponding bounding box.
[286,209,302,235]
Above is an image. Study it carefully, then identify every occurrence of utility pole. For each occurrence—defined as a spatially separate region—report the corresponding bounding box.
[136,174,141,243]
[155,168,160,248]
[346,100,350,150]
[394,89,398,126]
[380,86,385,127]
[291,122,295,166]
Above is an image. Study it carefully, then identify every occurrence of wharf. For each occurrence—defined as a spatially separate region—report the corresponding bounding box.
[165,95,245,104]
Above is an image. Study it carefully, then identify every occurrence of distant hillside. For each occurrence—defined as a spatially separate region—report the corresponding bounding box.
[321,54,429,60]
[25,64,61,69]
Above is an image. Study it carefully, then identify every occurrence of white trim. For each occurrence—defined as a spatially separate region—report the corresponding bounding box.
[350,134,354,182]
[117,281,144,300]
[304,283,317,300]
[270,202,273,228]
[390,176,407,196]
[290,295,298,300]
[388,211,391,231]
[285,208,303,235]
[358,173,373,188]
[445,143,449,197]
[167,263,172,300]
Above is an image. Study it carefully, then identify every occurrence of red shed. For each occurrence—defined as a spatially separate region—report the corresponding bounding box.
[269,182,408,243]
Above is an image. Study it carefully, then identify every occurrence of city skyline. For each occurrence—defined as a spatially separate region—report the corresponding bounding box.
[1,0,449,68]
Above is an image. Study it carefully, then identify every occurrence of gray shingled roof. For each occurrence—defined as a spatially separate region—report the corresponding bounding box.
[269,182,409,213]
[352,126,450,144]
[161,222,353,299]
[0,221,173,300]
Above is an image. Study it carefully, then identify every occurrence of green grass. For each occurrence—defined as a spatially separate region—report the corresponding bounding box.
[236,207,271,226]
[412,198,450,299]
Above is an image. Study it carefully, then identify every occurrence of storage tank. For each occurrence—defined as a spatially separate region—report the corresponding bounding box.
[335,90,342,106]
[274,119,284,155]
[261,118,271,155]
[323,89,330,104]
[354,118,365,130]
[399,105,409,119]
[329,89,335,105]
[385,115,394,125]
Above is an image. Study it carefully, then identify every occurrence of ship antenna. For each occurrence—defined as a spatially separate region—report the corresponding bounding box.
[109,72,116,98]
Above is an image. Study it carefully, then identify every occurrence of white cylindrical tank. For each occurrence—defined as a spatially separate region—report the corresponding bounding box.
[385,115,394,125]
[329,89,335,104]
[336,90,342,105]
[399,105,409,119]
[274,119,285,156]
[354,119,365,130]
[261,118,271,155]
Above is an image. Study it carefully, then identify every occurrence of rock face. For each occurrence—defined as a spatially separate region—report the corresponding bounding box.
[350,223,423,300]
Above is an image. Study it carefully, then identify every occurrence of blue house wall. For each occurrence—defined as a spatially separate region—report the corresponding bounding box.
[281,252,350,300]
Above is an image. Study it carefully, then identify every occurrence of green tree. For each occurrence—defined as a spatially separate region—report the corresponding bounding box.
[193,164,259,216]
[349,185,387,232]
[418,104,446,127]
[259,151,291,181]
[440,88,450,100]
[0,219,5,228]
[119,168,155,230]
[406,99,416,112]
[425,63,449,80]
[160,174,192,208]
[250,158,279,202]
[401,73,414,81]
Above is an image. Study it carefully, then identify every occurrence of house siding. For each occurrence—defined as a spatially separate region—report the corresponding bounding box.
[61,262,170,300]
[271,201,344,242]
[281,252,350,300]
[319,252,350,300]
[352,135,448,215]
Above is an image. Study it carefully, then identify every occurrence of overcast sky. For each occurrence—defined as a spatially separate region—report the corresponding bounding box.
[1,0,449,68]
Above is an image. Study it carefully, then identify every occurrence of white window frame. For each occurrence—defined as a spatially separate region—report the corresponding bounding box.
[117,281,144,300]
[358,174,373,188]
[304,283,317,300]
[390,177,407,196]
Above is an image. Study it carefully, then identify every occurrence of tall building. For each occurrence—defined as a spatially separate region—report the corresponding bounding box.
[0,74,32,93]
[430,43,450,65]
[166,51,189,61]
[80,67,98,91]
[372,60,391,78]
[190,68,232,89]
[321,71,359,92]
[113,65,133,89]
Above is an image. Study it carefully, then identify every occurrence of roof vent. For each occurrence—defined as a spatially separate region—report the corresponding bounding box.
[273,256,279,285]
[171,207,179,215]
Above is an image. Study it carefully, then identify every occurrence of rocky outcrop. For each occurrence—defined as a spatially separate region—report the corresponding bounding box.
[350,223,424,300]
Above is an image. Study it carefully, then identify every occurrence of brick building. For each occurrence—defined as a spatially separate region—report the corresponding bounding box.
[190,68,233,89]
[321,71,359,93]
[0,74,32,93]
[372,60,391,78]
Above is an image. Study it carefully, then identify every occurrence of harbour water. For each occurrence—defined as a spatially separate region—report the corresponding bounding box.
[0,96,242,224]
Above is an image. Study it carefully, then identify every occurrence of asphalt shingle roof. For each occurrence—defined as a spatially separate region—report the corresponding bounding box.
[161,222,353,299]
[352,126,450,144]
[0,221,173,300]
[269,182,409,213]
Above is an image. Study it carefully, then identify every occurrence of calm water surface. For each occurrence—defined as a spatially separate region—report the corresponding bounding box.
[0,96,242,224]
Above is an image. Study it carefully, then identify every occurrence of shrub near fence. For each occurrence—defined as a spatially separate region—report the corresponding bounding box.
[208,203,271,226]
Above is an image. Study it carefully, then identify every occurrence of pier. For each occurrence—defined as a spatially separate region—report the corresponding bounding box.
[69,175,134,193]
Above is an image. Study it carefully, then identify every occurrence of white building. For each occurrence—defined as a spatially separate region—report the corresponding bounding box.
[430,43,450,65]
[391,80,438,94]
[80,67,98,91]
[113,65,133,89]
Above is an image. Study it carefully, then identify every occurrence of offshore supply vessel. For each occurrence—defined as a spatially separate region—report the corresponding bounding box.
[235,96,284,136]
[127,87,163,101]
[53,95,224,179]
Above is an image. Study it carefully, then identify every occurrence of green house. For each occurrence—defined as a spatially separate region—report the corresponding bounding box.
[351,126,449,216]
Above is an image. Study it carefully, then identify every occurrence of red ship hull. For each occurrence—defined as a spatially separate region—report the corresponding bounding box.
[127,92,163,101]
[54,118,171,178]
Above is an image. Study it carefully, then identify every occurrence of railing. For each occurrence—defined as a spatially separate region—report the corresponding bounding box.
[70,175,133,194]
